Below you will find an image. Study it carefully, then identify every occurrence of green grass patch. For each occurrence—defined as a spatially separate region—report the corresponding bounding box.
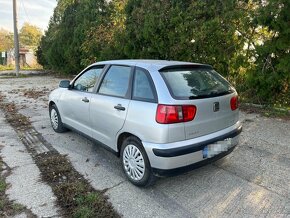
[11,203,25,212]
[0,199,5,210]
[0,178,7,192]
[72,193,100,217]
[73,206,94,218]
[75,193,100,206]
[21,66,43,71]
[0,65,14,71]
[0,65,43,71]
[240,103,290,120]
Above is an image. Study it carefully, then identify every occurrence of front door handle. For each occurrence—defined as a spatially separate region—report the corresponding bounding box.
[82,97,89,103]
[114,104,125,111]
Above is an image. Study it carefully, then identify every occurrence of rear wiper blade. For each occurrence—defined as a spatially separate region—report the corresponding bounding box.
[188,90,232,99]
[189,95,210,99]
[189,96,198,99]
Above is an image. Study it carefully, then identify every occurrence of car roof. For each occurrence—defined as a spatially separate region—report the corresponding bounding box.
[94,59,211,71]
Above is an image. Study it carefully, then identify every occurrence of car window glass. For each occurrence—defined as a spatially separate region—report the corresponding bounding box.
[161,68,234,99]
[99,65,131,98]
[74,67,103,92]
[133,69,155,101]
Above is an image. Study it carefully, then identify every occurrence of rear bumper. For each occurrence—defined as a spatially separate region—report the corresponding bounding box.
[143,121,242,173]
[152,145,236,177]
[153,125,242,157]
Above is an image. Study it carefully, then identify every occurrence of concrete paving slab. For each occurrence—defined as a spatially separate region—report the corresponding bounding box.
[0,110,60,218]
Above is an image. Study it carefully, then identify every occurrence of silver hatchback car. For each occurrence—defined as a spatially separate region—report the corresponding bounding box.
[49,60,242,186]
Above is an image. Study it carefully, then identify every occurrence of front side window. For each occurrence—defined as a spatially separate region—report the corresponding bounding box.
[74,67,104,92]
[160,67,234,99]
[133,68,155,102]
[98,65,131,98]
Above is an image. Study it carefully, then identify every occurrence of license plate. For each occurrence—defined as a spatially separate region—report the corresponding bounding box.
[203,138,232,158]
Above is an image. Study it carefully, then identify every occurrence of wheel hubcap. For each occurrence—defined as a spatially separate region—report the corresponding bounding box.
[50,109,58,129]
[123,144,145,181]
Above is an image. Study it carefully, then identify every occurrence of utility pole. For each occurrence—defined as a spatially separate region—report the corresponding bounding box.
[13,0,20,77]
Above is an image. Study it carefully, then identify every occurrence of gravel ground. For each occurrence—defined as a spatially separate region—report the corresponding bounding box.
[0,75,289,217]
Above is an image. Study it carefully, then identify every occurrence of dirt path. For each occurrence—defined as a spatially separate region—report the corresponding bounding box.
[0,75,289,217]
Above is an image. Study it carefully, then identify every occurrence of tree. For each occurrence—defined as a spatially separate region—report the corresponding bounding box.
[247,0,290,104]
[0,28,13,51]
[37,0,112,73]
[117,0,247,78]
[81,0,128,65]
[37,0,290,106]
[36,0,77,71]
[19,22,42,47]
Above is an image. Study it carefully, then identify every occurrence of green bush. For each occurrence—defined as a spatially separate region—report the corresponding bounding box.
[37,0,290,107]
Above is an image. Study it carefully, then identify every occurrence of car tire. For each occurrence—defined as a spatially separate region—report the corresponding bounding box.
[49,104,68,133]
[121,136,156,187]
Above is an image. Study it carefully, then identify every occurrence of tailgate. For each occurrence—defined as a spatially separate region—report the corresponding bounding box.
[183,93,239,139]
[159,65,239,140]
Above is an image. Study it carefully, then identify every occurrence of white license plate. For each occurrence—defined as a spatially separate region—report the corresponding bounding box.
[203,138,232,158]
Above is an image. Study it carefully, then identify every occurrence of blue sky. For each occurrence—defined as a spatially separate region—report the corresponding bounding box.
[0,0,57,32]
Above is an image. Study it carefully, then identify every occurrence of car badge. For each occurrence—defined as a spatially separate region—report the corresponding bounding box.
[213,102,220,112]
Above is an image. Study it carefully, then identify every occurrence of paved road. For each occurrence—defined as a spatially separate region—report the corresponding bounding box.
[0,75,289,217]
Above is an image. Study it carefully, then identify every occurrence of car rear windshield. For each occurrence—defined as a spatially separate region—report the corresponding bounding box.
[160,66,234,99]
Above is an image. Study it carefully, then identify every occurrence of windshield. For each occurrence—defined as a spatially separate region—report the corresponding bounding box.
[160,67,234,99]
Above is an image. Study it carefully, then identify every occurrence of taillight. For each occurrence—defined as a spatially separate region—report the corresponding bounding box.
[230,96,239,111]
[182,105,196,122]
[156,105,197,124]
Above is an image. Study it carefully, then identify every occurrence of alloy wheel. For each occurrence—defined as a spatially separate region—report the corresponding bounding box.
[50,109,59,130]
[123,144,145,181]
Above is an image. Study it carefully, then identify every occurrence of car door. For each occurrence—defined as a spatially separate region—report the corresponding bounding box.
[58,66,104,136]
[90,65,133,149]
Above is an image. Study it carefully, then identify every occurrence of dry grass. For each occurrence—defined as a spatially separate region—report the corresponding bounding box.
[22,88,50,99]
[36,152,119,218]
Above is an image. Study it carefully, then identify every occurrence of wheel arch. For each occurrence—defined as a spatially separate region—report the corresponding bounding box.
[117,132,143,156]
[117,131,156,186]
[49,101,56,109]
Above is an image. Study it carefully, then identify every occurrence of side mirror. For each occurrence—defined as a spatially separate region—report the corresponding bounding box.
[59,80,71,88]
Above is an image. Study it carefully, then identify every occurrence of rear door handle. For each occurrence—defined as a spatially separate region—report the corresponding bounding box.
[82,97,89,103]
[114,104,125,111]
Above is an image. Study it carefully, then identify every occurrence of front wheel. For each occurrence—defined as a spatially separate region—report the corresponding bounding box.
[121,136,155,187]
[49,104,68,133]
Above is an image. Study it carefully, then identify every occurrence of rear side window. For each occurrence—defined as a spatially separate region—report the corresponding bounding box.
[98,65,131,98]
[133,68,156,102]
[160,67,234,99]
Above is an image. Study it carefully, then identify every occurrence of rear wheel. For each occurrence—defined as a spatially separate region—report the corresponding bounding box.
[121,136,155,187]
[49,104,68,133]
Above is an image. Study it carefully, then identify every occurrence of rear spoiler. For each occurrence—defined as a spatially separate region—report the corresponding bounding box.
[159,64,213,71]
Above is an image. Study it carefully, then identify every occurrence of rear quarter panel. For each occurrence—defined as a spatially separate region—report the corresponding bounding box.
[119,100,169,144]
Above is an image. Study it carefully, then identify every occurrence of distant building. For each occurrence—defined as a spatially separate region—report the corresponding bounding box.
[6,48,38,67]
